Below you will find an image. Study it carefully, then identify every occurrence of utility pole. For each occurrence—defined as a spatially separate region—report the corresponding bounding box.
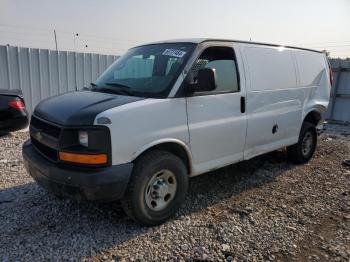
[74,33,79,52]
[74,33,79,91]
[54,30,58,51]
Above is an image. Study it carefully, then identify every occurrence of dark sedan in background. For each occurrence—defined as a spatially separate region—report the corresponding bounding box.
[0,89,29,133]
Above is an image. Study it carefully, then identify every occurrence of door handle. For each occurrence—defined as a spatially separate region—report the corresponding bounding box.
[240,96,246,113]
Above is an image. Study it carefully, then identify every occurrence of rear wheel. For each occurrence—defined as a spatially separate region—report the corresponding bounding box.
[287,121,317,164]
[121,150,188,226]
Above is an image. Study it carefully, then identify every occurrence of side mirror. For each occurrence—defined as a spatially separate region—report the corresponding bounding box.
[189,68,217,92]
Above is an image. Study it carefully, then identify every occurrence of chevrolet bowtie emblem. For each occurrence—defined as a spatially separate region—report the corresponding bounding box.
[34,130,43,141]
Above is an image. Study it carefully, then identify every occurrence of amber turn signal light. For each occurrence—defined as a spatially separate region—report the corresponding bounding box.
[59,152,107,165]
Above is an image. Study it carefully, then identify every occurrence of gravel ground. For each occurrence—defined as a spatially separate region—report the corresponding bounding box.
[0,124,349,261]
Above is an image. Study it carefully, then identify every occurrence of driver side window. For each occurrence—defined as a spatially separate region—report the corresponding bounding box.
[189,46,239,93]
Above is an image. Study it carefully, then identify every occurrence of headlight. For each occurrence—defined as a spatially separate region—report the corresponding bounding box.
[59,127,111,166]
[78,130,89,147]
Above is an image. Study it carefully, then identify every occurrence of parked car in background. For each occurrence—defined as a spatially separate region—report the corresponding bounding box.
[23,38,332,225]
[0,89,29,133]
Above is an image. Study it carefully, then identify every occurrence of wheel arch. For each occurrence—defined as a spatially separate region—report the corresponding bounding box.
[302,108,323,126]
[131,139,193,175]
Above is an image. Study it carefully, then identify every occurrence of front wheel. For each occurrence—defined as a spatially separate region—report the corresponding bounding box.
[121,150,188,226]
[287,121,317,164]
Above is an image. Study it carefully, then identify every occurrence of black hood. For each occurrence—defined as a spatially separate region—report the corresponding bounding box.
[34,91,144,126]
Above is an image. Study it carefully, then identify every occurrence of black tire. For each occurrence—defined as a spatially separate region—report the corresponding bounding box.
[287,121,317,164]
[121,150,188,226]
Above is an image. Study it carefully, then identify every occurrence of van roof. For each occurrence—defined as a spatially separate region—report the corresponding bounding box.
[142,38,322,54]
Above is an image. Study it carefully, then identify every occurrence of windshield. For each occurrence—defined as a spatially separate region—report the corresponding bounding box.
[95,43,196,98]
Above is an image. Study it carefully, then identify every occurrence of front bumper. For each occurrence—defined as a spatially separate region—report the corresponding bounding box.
[22,139,133,201]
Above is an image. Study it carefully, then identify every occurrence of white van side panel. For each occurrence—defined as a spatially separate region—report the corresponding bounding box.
[242,45,302,159]
[246,47,297,91]
[242,45,330,160]
[294,50,330,119]
[95,98,190,167]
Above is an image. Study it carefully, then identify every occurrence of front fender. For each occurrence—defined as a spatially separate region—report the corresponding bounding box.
[131,138,193,175]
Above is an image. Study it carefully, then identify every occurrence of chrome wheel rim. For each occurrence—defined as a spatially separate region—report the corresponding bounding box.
[145,169,177,211]
[302,131,313,156]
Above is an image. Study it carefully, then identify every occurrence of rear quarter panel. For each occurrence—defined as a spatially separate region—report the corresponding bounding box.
[293,50,331,120]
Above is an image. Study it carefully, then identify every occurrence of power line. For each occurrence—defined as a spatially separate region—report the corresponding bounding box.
[0,41,123,55]
[2,23,350,48]
[0,28,138,46]
[297,40,350,46]
[0,32,132,50]
[0,35,54,44]
[329,50,350,54]
[308,44,350,49]
[0,24,142,44]
[0,29,140,52]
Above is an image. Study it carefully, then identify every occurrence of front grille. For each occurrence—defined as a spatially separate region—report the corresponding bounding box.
[30,115,61,162]
[31,116,61,138]
[31,137,58,161]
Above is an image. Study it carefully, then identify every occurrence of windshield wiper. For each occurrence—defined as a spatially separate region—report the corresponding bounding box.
[104,82,131,89]
[95,84,133,96]
[82,82,97,91]
[103,82,134,96]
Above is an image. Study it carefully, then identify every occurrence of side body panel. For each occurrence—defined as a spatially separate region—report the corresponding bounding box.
[94,98,190,168]
[241,44,330,160]
[242,45,301,159]
[186,42,247,175]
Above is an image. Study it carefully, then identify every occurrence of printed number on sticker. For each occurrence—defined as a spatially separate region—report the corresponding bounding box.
[162,49,186,58]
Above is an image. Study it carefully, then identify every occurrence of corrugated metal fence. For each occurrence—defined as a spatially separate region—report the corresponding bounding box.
[0,45,349,122]
[325,59,350,122]
[0,45,118,114]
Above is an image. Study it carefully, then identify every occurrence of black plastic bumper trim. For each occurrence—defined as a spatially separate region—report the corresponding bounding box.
[22,139,133,201]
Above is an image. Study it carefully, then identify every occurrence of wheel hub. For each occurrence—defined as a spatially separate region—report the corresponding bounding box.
[302,131,313,156]
[145,169,177,211]
[152,180,169,198]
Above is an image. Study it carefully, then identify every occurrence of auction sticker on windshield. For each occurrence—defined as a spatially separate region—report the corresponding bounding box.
[162,49,186,58]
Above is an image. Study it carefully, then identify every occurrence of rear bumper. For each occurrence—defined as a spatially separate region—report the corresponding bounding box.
[22,139,133,201]
[0,115,28,132]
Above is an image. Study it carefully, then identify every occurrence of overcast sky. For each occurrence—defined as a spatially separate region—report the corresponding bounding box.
[0,0,349,57]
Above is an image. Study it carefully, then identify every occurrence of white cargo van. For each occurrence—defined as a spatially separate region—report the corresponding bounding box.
[23,39,332,225]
